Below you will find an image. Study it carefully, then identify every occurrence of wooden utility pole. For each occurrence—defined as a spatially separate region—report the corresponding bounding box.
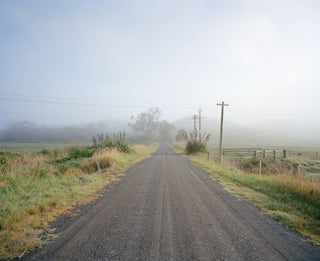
[198,106,203,142]
[217,101,229,165]
[192,115,198,131]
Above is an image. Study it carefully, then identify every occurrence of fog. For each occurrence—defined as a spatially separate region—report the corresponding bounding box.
[0,1,319,146]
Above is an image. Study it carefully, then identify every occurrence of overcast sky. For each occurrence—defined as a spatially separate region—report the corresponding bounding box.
[0,0,319,135]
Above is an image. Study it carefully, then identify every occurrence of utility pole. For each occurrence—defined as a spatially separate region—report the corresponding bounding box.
[198,106,203,142]
[192,115,198,131]
[217,101,229,165]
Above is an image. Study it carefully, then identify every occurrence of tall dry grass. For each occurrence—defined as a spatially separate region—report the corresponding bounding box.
[0,142,159,259]
[81,148,121,173]
[191,153,320,243]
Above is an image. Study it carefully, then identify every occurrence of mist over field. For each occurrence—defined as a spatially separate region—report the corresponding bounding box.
[0,0,319,147]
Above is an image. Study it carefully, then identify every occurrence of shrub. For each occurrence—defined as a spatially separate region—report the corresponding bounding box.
[186,140,207,154]
[93,131,131,153]
[0,152,14,173]
[40,148,54,156]
[69,148,95,159]
[182,130,211,154]
[52,147,67,157]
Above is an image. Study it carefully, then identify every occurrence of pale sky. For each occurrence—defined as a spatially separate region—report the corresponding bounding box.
[0,0,319,138]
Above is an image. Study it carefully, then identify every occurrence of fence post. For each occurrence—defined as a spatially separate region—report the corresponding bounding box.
[96,161,100,171]
[293,163,300,176]
[259,160,262,175]
[207,152,210,161]
[263,151,265,159]
[254,150,257,158]
[232,158,234,172]
[273,151,276,161]
[283,150,286,158]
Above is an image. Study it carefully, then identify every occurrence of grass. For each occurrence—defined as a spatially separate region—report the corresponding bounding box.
[171,142,320,245]
[0,142,158,259]
[0,142,70,153]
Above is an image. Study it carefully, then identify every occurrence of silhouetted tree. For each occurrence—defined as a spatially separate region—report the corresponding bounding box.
[176,129,187,142]
[129,107,161,139]
[159,120,175,140]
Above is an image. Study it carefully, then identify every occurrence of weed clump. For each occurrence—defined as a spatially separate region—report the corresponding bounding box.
[81,157,112,173]
[178,130,211,154]
[93,131,131,153]
[40,147,67,157]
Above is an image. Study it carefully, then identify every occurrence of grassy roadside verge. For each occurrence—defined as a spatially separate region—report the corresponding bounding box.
[0,143,158,259]
[170,143,320,245]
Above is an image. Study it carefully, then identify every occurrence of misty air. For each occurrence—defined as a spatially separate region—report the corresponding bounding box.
[0,1,319,260]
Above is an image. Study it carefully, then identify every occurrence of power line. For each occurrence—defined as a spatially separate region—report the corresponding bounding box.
[1,92,318,116]
[0,92,199,110]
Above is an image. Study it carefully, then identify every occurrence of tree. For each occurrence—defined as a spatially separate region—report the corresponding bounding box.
[129,107,161,139]
[175,129,187,142]
[159,120,175,140]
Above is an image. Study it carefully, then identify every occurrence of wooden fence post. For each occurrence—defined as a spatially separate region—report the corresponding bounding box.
[293,163,300,176]
[232,158,234,172]
[254,150,257,158]
[273,151,276,161]
[263,151,265,159]
[283,150,286,158]
[259,160,262,175]
[207,152,210,161]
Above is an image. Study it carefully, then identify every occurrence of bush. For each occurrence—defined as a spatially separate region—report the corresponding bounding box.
[52,147,67,157]
[69,148,95,159]
[0,152,13,173]
[93,131,131,153]
[103,139,131,152]
[40,148,54,156]
[185,140,207,154]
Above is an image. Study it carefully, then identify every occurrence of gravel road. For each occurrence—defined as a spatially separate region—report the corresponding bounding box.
[22,143,320,260]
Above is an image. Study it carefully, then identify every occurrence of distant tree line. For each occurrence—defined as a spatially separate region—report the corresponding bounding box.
[0,111,176,143]
[0,121,103,142]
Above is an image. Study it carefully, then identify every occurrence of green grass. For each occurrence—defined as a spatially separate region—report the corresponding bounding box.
[0,142,158,259]
[171,143,320,245]
[0,143,70,153]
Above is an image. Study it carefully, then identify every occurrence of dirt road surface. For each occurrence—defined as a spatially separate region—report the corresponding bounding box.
[22,143,320,260]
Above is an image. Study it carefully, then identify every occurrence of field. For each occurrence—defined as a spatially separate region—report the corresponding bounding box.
[171,142,320,245]
[0,141,158,259]
[204,146,320,176]
[0,143,70,153]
